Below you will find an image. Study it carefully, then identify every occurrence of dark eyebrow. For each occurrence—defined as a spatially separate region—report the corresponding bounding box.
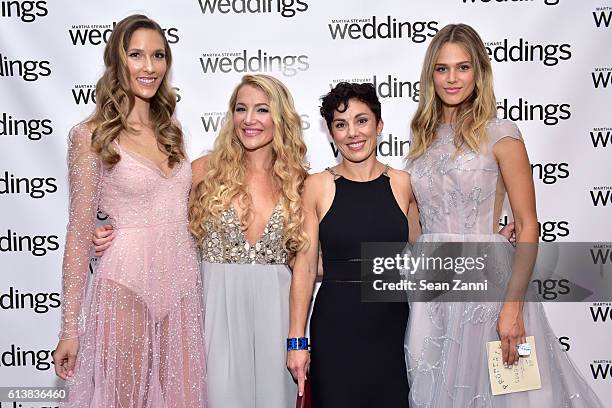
[127,48,166,53]
[435,60,471,66]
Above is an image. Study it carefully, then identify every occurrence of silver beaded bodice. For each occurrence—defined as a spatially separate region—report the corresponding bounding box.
[201,204,288,264]
[407,119,522,235]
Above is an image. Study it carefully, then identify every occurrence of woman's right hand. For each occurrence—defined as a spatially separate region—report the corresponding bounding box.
[287,349,310,397]
[53,338,79,380]
[93,224,114,257]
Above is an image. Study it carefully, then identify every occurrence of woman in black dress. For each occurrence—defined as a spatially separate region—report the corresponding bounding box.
[287,82,419,407]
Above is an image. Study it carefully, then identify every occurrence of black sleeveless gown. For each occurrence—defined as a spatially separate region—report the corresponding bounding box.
[309,170,410,407]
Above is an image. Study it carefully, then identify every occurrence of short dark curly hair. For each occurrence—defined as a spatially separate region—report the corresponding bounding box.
[320,82,381,131]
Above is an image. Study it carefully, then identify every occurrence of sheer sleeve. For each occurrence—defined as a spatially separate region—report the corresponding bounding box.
[488,119,523,146]
[59,124,102,339]
[404,131,415,174]
[404,158,415,174]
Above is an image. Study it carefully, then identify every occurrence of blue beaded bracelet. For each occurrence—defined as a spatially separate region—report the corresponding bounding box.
[287,337,309,351]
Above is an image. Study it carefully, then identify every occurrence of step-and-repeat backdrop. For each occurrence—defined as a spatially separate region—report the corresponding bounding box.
[1,0,610,405]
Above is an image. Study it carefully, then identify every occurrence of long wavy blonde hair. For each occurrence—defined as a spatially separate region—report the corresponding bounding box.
[409,23,496,159]
[189,74,309,255]
[88,14,184,167]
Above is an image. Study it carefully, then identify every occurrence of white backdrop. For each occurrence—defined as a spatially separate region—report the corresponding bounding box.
[1,0,611,405]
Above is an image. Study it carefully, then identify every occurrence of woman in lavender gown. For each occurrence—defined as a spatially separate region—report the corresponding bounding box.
[404,23,604,407]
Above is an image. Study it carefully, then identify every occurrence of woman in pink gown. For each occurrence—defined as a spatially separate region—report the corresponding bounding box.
[53,15,206,407]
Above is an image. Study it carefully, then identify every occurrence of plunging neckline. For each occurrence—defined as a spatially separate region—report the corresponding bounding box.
[115,141,182,179]
[229,203,281,248]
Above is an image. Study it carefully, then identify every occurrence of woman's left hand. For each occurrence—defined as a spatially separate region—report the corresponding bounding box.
[496,301,526,367]
[499,222,516,245]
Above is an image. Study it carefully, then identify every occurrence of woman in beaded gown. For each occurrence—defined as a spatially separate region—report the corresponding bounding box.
[404,23,604,407]
[189,74,308,408]
[53,15,206,407]
[287,82,419,407]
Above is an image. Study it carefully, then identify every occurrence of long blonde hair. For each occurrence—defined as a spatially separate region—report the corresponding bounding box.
[88,14,184,167]
[189,74,309,254]
[409,23,496,159]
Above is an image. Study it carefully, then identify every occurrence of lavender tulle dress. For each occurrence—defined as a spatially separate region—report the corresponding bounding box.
[59,124,207,407]
[404,119,603,407]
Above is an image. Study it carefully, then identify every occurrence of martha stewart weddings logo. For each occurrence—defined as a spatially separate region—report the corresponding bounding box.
[199,50,309,77]
[328,16,438,42]
[197,0,308,17]
[69,22,179,45]
[0,0,47,22]
[593,6,612,28]
[590,127,611,148]
[484,39,571,66]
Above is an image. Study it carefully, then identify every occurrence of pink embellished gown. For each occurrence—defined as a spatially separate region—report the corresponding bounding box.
[59,124,207,407]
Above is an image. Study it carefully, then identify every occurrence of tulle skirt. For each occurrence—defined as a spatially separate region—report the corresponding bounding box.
[405,233,604,408]
[61,222,207,408]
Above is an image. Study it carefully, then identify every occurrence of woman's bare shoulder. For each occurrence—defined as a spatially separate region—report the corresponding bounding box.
[191,154,211,184]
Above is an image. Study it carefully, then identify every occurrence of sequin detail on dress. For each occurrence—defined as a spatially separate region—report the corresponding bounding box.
[201,204,287,264]
[59,123,207,407]
[201,203,295,407]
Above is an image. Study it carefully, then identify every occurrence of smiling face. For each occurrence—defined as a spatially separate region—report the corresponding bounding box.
[330,98,383,164]
[126,28,167,102]
[232,84,275,151]
[433,42,475,121]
